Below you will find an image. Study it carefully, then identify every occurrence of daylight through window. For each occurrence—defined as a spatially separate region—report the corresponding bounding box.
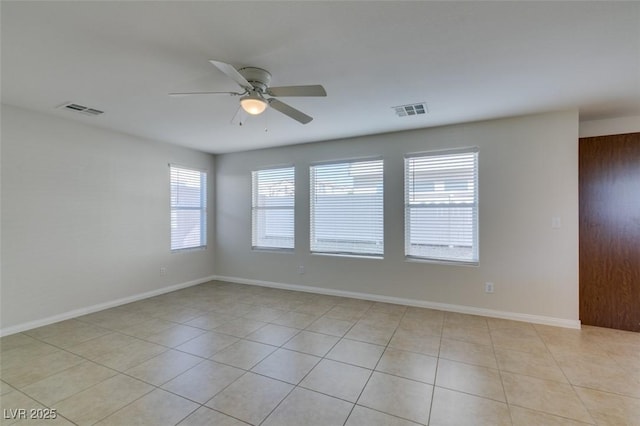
[252,167,295,249]
[310,159,384,256]
[170,165,207,251]
[405,148,478,263]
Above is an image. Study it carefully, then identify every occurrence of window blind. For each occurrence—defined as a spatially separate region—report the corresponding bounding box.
[310,159,384,256]
[405,149,478,263]
[170,165,207,251]
[252,167,295,249]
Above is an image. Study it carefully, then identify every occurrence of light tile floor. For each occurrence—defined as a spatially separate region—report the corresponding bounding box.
[1,281,639,425]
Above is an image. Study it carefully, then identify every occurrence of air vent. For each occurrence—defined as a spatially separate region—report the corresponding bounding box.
[393,102,427,117]
[58,103,104,116]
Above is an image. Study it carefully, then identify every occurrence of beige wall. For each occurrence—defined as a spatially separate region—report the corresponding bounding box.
[215,110,580,326]
[1,105,216,333]
[0,106,580,333]
[579,115,640,138]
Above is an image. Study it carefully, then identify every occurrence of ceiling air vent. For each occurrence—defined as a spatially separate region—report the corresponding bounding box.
[393,102,428,117]
[58,102,105,116]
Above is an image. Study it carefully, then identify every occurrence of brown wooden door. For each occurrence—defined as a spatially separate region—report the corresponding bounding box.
[579,132,640,332]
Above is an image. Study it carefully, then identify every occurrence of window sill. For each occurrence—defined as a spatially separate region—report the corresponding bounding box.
[405,256,478,267]
[251,247,295,254]
[312,252,383,260]
[171,246,207,254]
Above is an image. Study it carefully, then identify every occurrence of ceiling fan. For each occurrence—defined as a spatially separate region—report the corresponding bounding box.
[170,60,326,124]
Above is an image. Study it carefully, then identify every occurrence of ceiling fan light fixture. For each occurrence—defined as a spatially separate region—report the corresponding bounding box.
[175,60,325,124]
[240,94,268,115]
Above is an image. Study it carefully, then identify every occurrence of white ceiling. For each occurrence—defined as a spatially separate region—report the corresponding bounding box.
[2,1,639,154]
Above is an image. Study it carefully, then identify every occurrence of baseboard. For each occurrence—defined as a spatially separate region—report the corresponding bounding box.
[1,273,580,336]
[0,275,218,337]
[213,275,581,329]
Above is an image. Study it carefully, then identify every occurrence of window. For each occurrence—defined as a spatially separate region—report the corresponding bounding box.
[310,159,384,256]
[170,165,207,251]
[405,148,478,264]
[252,167,295,249]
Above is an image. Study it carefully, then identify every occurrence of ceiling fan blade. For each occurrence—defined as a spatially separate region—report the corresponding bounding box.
[209,60,253,90]
[267,85,327,97]
[268,99,313,124]
[169,91,242,97]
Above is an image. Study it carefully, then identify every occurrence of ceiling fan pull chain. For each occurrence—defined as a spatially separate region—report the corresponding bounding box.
[173,60,325,125]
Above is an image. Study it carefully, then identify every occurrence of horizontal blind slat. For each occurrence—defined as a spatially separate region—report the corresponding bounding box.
[252,167,295,249]
[170,165,207,251]
[311,159,384,256]
[404,150,478,262]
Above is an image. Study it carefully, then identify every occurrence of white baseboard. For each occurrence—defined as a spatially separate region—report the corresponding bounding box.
[0,275,218,337]
[213,275,581,329]
[1,273,580,336]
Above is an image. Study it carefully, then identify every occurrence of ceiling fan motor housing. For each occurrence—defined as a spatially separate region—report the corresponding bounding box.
[238,67,272,93]
[176,60,321,124]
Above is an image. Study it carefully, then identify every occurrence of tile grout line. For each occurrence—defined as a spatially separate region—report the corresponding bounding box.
[10,327,215,425]
[80,294,337,425]
[341,303,434,426]
[533,324,598,425]
[6,283,636,425]
[188,297,350,425]
[425,311,445,426]
[0,384,79,426]
[487,319,515,426]
[10,298,434,426]
[257,300,365,425]
[339,303,382,426]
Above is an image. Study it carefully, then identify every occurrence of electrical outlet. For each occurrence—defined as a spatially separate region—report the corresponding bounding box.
[485,282,494,293]
[298,265,305,275]
[160,267,167,276]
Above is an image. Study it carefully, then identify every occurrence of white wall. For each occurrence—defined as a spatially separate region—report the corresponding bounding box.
[215,110,580,325]
[1,105,216,333]
[579,115,640,138]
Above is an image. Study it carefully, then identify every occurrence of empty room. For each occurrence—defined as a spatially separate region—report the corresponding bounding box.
[1,1,639,425]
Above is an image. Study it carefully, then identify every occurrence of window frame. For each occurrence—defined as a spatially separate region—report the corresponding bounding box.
[309,157,384,258]
[251,165,296,251]
[404,147,479,265]
[170,164,208,252]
